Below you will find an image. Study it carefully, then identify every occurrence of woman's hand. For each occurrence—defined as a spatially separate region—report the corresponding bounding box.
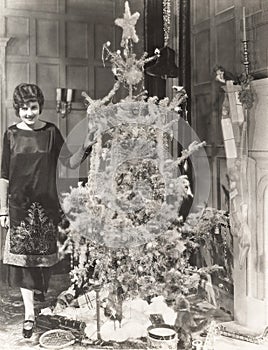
[68,127,98,169]
[83,126,98,149]
[0,215,9,229]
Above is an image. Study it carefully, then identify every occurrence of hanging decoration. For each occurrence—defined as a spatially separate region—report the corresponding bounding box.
[163,0,171,46]
[145,0,178,79]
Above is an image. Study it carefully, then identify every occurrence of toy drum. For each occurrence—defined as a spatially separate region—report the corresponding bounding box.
[147,324,177,350]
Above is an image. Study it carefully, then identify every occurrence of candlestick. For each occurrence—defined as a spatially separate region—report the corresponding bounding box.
[56,88,61,101]
[242,40,250,75]
[242,7,246,42]
[241,7,250,75]
[67,88,73,102]
[56,88,72,117]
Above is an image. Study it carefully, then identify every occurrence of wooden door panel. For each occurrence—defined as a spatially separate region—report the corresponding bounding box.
[215,18,236,71]
[66,0,114,17]
[95,66,115,99]
[6,0,59,13]
[6,62,29,99]
[95,24,115,60]
[6,16,30,56]
[66,21,88,59]
[194,30,210,84]
[36,19,60,57]
[244,0,262,12]
[37,63,60,100]
[66,65,89,90]
[193,0,209,24]
[253,23,268,73]
[215,0,234,14]
[194,93,212,143]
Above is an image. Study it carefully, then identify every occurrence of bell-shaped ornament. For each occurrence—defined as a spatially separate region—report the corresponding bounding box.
[145,46,178,79]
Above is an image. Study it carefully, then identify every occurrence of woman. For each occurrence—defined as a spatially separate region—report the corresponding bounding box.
[0,83,96,338]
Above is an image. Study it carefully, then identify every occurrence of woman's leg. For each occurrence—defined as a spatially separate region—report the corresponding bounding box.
[20,287,35,321]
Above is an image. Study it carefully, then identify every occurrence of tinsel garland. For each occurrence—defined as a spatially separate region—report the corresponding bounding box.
[163,0,171,46]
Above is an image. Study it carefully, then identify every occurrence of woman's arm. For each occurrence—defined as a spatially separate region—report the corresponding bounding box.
[57,126,97,169]
[0,130,10,227]
[68,128,97,169]
[69,130,96,169]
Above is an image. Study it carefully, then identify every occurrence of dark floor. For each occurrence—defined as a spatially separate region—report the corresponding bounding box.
[0,260,71,349]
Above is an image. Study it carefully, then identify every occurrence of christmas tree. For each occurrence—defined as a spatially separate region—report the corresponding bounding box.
[60,2,231,340]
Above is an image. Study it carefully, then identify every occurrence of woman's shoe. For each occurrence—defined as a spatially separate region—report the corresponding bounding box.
[23,320,34,338]
[34,291,45,302]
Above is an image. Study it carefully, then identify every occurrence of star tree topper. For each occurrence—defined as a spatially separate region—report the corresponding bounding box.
[115,1,140,47]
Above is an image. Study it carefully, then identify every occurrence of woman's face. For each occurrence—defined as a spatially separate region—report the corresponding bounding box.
[19,100,40,126]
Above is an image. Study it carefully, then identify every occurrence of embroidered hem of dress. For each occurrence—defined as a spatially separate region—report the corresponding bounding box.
[3,229,59,267]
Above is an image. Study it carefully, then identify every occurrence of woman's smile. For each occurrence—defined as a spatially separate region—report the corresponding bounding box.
[18,101,41,128]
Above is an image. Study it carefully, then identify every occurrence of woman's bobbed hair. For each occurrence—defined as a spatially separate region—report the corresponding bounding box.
[13,83,44,116]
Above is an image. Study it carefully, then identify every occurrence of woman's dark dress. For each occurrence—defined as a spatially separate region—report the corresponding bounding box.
[1,122,70,291]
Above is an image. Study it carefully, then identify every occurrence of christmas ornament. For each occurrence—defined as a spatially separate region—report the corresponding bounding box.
[115,1,140,47]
